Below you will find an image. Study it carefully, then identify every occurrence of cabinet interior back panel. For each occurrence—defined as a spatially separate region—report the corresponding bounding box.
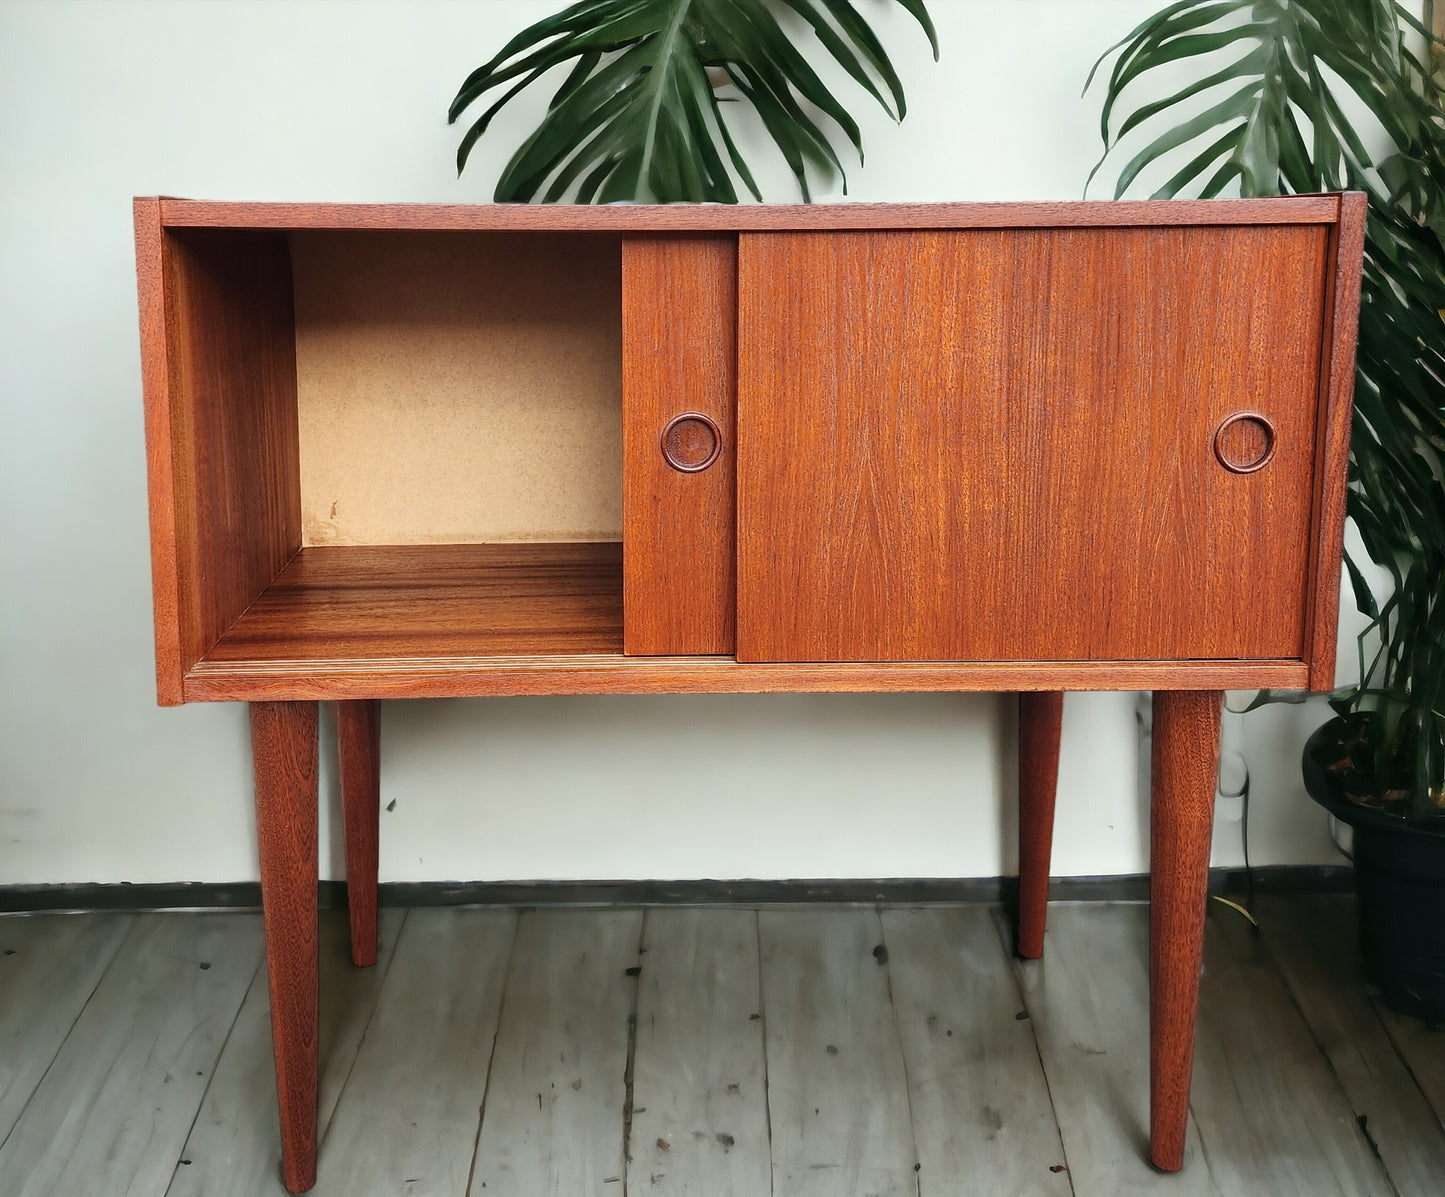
[737,226,1329,663]
[291,231,622,547]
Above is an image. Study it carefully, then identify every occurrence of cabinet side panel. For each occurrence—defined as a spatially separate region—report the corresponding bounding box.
[622,235,737,655]
[166,229,301,673]
[134,199,185,704]
[738,227,1327,663]
[1304,193,1366,690]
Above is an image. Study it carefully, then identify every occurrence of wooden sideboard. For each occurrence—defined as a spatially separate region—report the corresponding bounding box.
[133,194,1365,1193]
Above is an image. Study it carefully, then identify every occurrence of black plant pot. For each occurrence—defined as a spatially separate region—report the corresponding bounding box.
[1303,717,1445,1023]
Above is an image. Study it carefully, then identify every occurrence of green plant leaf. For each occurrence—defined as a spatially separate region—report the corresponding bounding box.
[449,0,936,203]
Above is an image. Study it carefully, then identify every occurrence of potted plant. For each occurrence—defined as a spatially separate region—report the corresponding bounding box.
[447,0,937,203]
[1089,0,1445,1019]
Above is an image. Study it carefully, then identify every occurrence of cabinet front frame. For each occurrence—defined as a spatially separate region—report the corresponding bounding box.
[135,196,1362,705]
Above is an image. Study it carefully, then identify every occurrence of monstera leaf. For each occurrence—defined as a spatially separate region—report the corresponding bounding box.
[1088,0,1445,820]
[449,0,937,202]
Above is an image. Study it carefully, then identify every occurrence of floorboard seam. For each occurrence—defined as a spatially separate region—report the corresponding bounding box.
[318,907,411,1155]
[162,950,266,1196]
[462,910,517,1197]
[875,907,924,1197]
[619,909,646,1197]
[1371,1001,1445,1137]
[0,913,135,1158]
[754,909,776,1197]
[990,907,1079,1197]
[1246,911,1405,1197]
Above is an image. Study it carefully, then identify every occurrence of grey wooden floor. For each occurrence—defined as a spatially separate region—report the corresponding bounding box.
[0,898,1441,1196]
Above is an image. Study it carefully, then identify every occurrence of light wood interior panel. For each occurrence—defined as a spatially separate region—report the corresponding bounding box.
[291,231,622,546]
[737,226,1329,663]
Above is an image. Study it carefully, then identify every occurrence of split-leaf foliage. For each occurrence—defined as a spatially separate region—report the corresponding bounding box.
[1090,0,1445,820]
[449,0,937,203]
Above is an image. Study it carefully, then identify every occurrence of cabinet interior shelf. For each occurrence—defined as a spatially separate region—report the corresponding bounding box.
[203,542,623,665]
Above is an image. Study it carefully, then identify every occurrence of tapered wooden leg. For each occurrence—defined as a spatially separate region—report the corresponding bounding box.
[251,701,320,1194]
[1148,689,1221,1173]
[1016,690,1064,959]
[338,700,381,968]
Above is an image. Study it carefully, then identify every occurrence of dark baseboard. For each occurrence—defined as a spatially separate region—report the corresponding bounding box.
[0,865,1353,914]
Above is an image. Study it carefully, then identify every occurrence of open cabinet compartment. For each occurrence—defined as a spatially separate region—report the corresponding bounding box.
[145,221,627,700]
[136,196,1359,703]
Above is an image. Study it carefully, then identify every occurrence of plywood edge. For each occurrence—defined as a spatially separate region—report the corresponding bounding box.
[1304,191,1366,691]
[156,196,1341,232]
[133,198,185,705]
[182,658,1311,703]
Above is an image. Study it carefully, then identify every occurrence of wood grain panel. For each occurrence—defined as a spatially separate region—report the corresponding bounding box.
[163,227,301,680]
[134,198,184,704]
[737,226,1329,663]
[157,196,1341,232]
[1304,191,1367,690]
[622,235,737,654]
[184,656,1309,703]
[205,542,623,663]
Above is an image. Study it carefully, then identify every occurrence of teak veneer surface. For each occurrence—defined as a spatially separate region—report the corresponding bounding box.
[1305,190,1368,688]
[205,543,624,663]
[138,219,302,701]
[737,224,1329,663]
[622,234,738,655]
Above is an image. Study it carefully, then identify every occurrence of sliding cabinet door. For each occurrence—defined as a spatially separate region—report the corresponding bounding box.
[736,226,1329,663]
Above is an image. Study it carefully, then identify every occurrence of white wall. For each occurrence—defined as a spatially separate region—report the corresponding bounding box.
[0,0,1354,885]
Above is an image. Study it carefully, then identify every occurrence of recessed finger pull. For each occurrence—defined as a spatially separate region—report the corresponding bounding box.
[661,412,722,473]
[1213,412,1276,474]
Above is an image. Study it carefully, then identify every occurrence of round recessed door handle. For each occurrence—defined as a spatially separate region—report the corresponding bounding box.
[660,412,722,473]
[1213,411,1277,474]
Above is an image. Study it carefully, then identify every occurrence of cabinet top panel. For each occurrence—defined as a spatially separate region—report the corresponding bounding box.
[147,195,1345,232]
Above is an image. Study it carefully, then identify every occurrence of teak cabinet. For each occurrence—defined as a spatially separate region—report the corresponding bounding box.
[134,195,1365,1192]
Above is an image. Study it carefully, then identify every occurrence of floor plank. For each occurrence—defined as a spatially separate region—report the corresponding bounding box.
[627,909,770,1196]
[1378,1008,1445,1131]
[311,907,516,1196]
[1000,904,1216,1197]
[1195,905,1395,1196]
[1256,894,1445,1197]
[0,913,133,1143]
[0,913,262,1197]
[882,907,1071,1197]
[759,907,916,1197]
[470,908,643,1197]
[166,907,406,1197]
